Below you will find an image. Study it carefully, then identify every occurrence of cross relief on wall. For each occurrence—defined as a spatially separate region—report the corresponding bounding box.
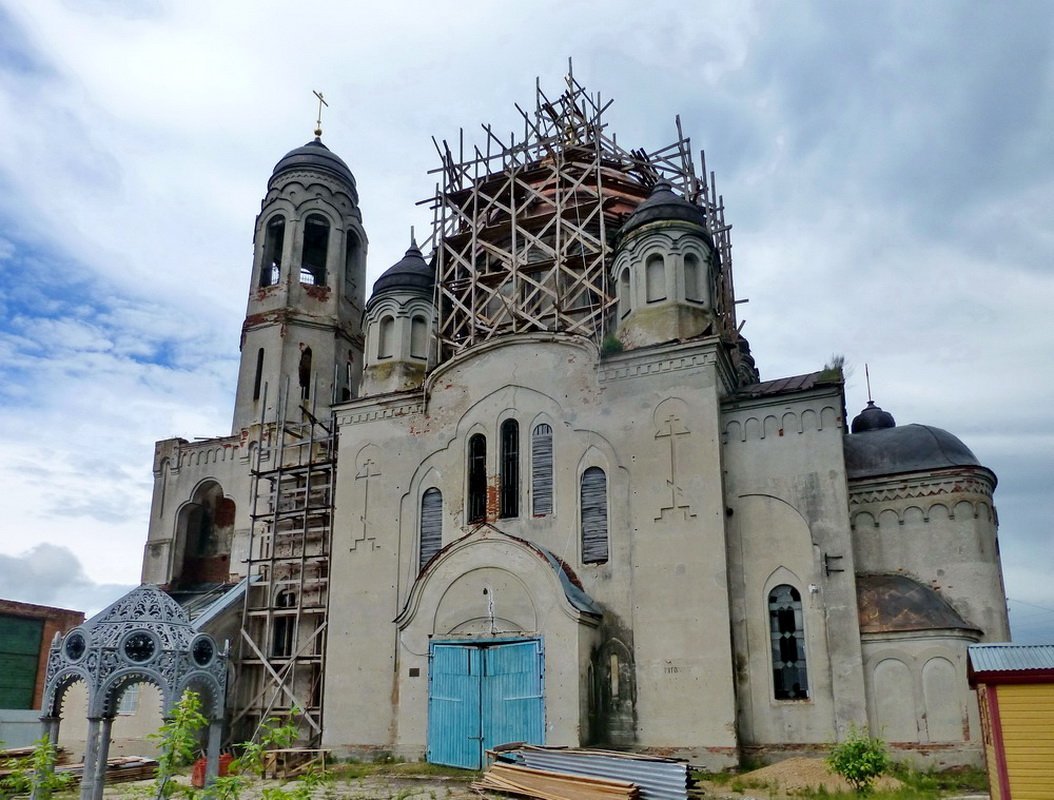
[350,456,381,552]
[654,411,696,521]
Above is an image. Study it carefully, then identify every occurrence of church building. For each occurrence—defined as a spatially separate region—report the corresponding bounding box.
[138,75,1009,770]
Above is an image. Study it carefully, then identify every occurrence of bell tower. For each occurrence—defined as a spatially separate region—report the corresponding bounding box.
[231,134,367,432]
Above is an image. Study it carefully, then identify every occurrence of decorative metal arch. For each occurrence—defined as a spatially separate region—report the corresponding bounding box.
[41,585,228,800]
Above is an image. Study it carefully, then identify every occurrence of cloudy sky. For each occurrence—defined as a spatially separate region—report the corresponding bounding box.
[0,1,1051,641]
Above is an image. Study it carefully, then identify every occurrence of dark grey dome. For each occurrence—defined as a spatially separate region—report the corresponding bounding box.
[844,423,985,481]
[271,138,356,191]
[372,240,434,295]
[851,400,896,433]
[620,179,711,240]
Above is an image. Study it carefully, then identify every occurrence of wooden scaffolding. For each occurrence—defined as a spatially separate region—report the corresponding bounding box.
[233,382,335,744]
[425,62,741,364]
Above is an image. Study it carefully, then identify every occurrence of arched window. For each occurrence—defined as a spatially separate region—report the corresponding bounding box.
[344,231,361,301]
[252,348,264,401]
[467,434,487,523]
[769,584,809,699]
[618,268,631,318]
[531,423,553,516]
[500,420,519,518]
[645,254,666,302]
[580,467,608,564]
[378,316,395,359]
[419,488,443,570]
[410,315,428,360]
[260,217,285,287]
[300,214,329,286]
[684,252,702,302]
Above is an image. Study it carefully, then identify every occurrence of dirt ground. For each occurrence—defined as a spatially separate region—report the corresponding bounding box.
[105,773,483,800]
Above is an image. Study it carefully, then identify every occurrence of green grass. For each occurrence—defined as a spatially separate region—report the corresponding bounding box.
[328,761,479,781]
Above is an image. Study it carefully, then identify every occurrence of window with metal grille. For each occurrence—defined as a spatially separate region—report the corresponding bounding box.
[769,584,809,699]
[531,423,553,516]
[468,434,487,523]
[500,420,519,518]
[580,466,608,563]
[419,488,442,570]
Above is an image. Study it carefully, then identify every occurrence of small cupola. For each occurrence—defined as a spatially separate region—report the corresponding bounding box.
[612,180,715,350]
[360,236,437,396]
[851,400,897,433]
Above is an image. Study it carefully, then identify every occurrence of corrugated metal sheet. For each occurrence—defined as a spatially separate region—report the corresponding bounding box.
[531,424,553,516]
[517,747,689,800]
[419,488,443,569]
[969,644,1054,673]
[581,467,608,563]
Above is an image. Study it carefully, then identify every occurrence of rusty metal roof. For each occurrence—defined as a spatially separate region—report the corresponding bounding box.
[857,574,979,634]
[969,644,1054,673]
[737,370,827,398]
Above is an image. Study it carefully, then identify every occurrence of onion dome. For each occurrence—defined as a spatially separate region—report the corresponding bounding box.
[851,400,896,433]
[620,179,710,240]
[270,137,357,193]
[844,423,987,481]
[372,238,434,295]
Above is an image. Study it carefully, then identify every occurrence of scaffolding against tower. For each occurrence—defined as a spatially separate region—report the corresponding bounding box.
[425,63,741,365]
[232,381,335,744]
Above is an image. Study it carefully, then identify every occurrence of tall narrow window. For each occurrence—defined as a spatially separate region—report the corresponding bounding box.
[531,423,553,516]
[252,348,264,401]
[260,217,285,287]
[410,315,428,360]
[378,316,395,358]
[646,254,666,302]
[419,488,443,570]
[769,584,809,699]
[618,268,631,318]
[500,420,519,518]
[581,467,608,563]
[298,347,312,400]
[300,214,329,286]
[272,590,296,658]
[467,434,487,523]
[344,231,360,301]
[684,252,702,302]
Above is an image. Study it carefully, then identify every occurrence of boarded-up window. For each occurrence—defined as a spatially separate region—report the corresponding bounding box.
[531,424,553,516]
[684,252,702,301]
[646,254,666,302]
[410,315,428,360]
[580,467,608,564]
[769,584,809,699]
[300,214,329,285]
[500,420,519,518]
[468,434,487,523]
[0,616,43,708]
[261,216,285,287]
[419,488,443,570]
[378,316,395,359]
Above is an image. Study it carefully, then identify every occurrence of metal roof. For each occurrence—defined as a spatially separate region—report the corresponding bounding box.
[968,644,1054,673]
[737,371,826,398]
[857,574,979,634]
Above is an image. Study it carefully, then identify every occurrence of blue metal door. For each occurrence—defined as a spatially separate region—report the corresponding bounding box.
[428,639,543,769]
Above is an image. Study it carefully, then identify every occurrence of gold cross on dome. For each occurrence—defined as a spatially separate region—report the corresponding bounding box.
[313,90,328,137]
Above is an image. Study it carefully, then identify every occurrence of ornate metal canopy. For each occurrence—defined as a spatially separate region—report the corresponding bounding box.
[43,584,228,719]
